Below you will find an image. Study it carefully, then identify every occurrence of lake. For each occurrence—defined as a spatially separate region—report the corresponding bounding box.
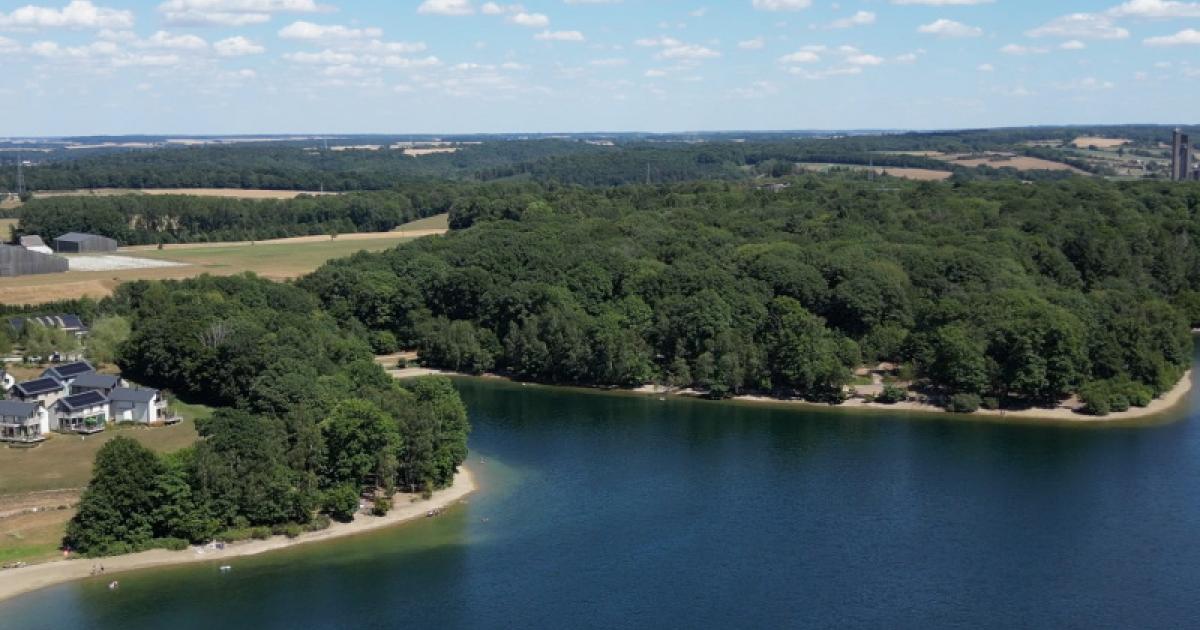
[4,359,1200,629]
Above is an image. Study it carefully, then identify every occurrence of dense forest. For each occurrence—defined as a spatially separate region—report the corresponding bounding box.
[12,189,455,244]
[8,124,1185,193]
[62,275,469,556]
[303,175,1200,414]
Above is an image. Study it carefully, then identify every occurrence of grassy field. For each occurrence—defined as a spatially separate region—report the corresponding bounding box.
[796,163,953,181]
[0,216,447,305]
[0,401,212,564]
[0,218,17,240]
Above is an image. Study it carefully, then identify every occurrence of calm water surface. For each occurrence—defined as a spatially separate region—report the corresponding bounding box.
[4,354,1200,629]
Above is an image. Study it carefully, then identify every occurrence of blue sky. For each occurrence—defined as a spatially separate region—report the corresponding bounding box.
[0,0,1197,135]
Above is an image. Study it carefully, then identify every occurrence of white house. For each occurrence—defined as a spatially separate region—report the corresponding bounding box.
[10,377,66,409]
[0,369,13,393]
[69,372,123,397]
[0,400,49,444]
[41,361,96,390]
[108,387,165,425]
[53,391,109,434]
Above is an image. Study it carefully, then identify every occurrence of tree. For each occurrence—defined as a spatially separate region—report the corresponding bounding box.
[763,297,852,397]
[65,437,165,555]
[87,315,131,365]
[321,399,401,488]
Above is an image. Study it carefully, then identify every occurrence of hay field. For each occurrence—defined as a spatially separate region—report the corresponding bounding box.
[937,153,1086,173]
[0,218,17,238]
[1072,137,1130,149]
[0,226,445,305]
[796,163,952,181]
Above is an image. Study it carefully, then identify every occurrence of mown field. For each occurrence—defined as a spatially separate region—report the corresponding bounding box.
[0,215,448,305]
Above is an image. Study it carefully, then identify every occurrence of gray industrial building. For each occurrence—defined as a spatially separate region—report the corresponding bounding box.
[1171,128,1196,182]
[52,232,118,253]
[0,244,69,277]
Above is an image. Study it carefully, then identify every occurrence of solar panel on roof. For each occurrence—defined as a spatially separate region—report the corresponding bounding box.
[55,362,94,377]
[62,391,106,408]
[17,378,62,395]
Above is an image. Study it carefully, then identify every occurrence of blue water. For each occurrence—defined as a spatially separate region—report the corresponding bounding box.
[4,359,1200,629]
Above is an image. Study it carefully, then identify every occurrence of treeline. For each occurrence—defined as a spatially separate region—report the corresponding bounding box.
[65,275,469,556]
[302,175,1199,412]
[6,128,1157,195]
[14,190,453,244]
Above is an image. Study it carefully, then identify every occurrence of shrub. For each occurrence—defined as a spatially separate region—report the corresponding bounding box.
[369,330,399,354]
[322,484,360,522]
[981,396,1001,410]
[946,393,982,414]
[250,526,272,540]
[305,514,332,532]
[155,537,189,551]
[1079,381,1112,416]
[876,385,907,405]
[372,497,392,517]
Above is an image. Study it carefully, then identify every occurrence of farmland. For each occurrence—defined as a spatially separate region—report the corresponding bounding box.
[0,215,448,305]
[796,162,952,181]
[934,153,1087,173]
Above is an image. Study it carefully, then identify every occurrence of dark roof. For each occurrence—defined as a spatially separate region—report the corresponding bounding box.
[0,400,38,418]
[71,372,121,389]
[13,377,64,396]
[43,361,95,379]
[57,391,108,410]
[55,232,109,243]
[108,387,157,403]
[8,315,87,334]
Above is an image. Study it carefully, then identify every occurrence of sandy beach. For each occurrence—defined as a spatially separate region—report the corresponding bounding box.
[728,370,1194,423]
[0,467,476,604]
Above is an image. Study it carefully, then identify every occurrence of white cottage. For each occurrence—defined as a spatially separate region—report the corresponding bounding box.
[54,391,109,434]
[0,400,49,444]
[109,387,165,425]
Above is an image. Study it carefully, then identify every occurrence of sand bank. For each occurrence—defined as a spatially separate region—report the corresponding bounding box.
[0,467,476,604]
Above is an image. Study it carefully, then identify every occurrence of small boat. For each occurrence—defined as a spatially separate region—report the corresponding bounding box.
[219,565,232,573]
[108,581,119,590]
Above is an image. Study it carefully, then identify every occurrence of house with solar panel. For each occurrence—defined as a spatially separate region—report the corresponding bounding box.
[7,314,89,339]
[42,361,97,390]
[9,376,68,409]
[54,391,110,434]
[69,372,124,397]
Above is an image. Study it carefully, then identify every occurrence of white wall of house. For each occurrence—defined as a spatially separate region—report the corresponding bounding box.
[112,400,156,424]
[36,407,49,435]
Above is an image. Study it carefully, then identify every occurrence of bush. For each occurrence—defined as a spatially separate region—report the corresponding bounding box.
[372,497,392,517]
[981,396,1001,410]
[250,526,272,540]
[322,484,361,522]
[369,330,399,354]
[946,393,982,414]
[154,537,189,551]
[305,514,332,532]
[876,385,907,405]
[1079,381,1112,416]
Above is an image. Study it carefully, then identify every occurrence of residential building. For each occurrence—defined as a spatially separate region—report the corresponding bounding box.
[8,314,89,339]
[0,400,49,444]
[0,369,13,393]
[10,377,66,408]
[53,391,109,434]
[69,372,123,396]
[108,387,167,425]
[52,232,118,253]
[41,361,96,389]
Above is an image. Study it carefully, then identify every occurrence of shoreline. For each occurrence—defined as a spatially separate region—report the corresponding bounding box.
[389,365,1195,425]
[0,467,476,604]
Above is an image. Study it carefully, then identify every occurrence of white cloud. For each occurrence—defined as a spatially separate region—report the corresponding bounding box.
[637,36,719,59]
[1108,0,1200,18]
[137,30,208,50]
[1054,77,1116,90]
[751,0,811,11]
[417,0,474,16]
[589,57,627,66]
[0,35,19,52]
[509,12,549,27]
[917,19,982,38]
[730,80,778,99]
[158,0,329,27]
[1000,43,1048,55]
[1060,40,1086,50]
[689,8,708,18]
[279,21,383,41]
[644,68,666,77]
[846,53,883,65]
[1144,28,1200,45]
[534,30,585,41]
[1027,13,1129,40]
[891,0,992,4]
[828,11,875,29]
[738,37,765,49]
[214,35,264,56]
[0,1,134,30]
[778,50,819,63]
[977,63,994,71]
